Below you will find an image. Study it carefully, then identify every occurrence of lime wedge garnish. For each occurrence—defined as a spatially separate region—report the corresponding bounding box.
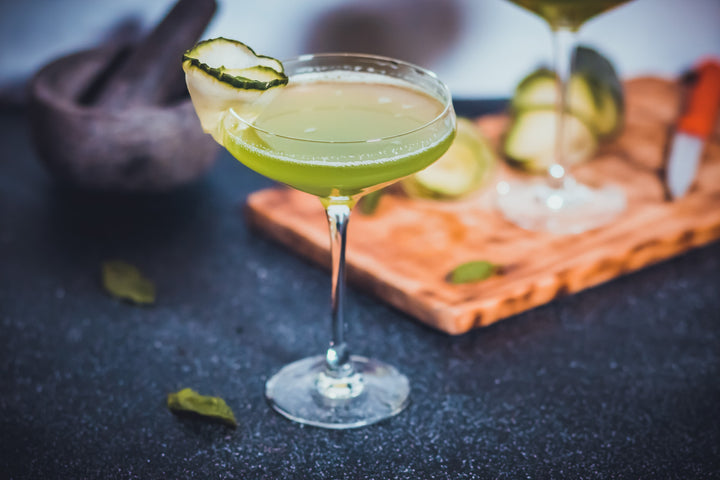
[182,38,288,142]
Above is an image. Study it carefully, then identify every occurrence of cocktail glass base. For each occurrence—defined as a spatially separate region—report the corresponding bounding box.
[496,178,626,235]
[265,355,410,429]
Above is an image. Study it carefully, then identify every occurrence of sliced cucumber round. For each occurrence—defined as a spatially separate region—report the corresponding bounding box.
[511,69,593,115]
[574,45,624,139]
[582,73,623,139]
[503,109,597,173]
[510,46,624,140]
[182,38,288,142]
[402,118,495,200]
[511,68,556,110]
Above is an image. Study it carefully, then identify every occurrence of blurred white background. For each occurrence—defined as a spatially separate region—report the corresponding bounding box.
[1,0,718,102]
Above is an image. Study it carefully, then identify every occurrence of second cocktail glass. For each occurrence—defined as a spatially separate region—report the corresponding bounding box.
[498,0,633,234]
[221,54,456,428]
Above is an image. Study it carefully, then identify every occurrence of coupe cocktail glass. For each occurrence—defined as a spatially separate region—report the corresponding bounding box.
[220,54,456,428]
[498,0,633,234]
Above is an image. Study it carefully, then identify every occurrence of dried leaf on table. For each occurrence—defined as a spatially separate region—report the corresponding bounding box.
[101,260,156,305]
[448,260,500,284]
[167,388,237,428]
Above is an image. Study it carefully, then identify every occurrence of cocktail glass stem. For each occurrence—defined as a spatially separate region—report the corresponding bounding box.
[327,204,351,371]
[317,202,364,399]
[264,195,409,427]
[548,27,577,190]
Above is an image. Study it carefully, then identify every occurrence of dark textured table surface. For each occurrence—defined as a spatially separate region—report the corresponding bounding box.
[1,101,719,480]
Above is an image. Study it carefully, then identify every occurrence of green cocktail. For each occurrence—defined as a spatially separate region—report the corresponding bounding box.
[184,47,456,429]
[223,69,454,201]
[506,0,632,30]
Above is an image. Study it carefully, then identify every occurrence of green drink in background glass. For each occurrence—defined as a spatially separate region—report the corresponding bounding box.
[507,0,632,30]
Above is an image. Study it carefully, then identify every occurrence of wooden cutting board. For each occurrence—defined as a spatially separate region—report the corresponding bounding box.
[245,77,720,334]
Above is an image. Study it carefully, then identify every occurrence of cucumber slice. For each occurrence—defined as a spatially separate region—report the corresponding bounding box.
[574,45,624,101]
[182,38,288,142]
[512,70,598,130]
[574,45,625,138]
[579,72,623,139]
[594,87,622,138]
[503,110,597,173]
[183,38,286,89]
[510,46,624,140]
[511,68,556,110]
[402,118,495,199]
[410,143,480,196]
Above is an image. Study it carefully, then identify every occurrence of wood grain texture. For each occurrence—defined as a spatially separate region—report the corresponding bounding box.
[244,77,720,334]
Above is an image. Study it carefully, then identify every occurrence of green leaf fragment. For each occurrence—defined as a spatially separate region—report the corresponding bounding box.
[101,260,156,305]
[167,388,237,428]
[449,260,499,284]
[358,189,384,215]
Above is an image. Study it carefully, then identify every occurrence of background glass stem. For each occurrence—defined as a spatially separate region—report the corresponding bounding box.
[325,203,353,378]
[549,27,578,190]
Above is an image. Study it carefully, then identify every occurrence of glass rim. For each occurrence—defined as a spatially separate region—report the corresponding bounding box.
[225,52,454,145]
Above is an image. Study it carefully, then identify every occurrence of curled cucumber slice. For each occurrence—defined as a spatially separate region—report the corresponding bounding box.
[182,37,288,142]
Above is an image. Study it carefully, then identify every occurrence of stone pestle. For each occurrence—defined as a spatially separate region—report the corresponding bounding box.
[93,0,217,109]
